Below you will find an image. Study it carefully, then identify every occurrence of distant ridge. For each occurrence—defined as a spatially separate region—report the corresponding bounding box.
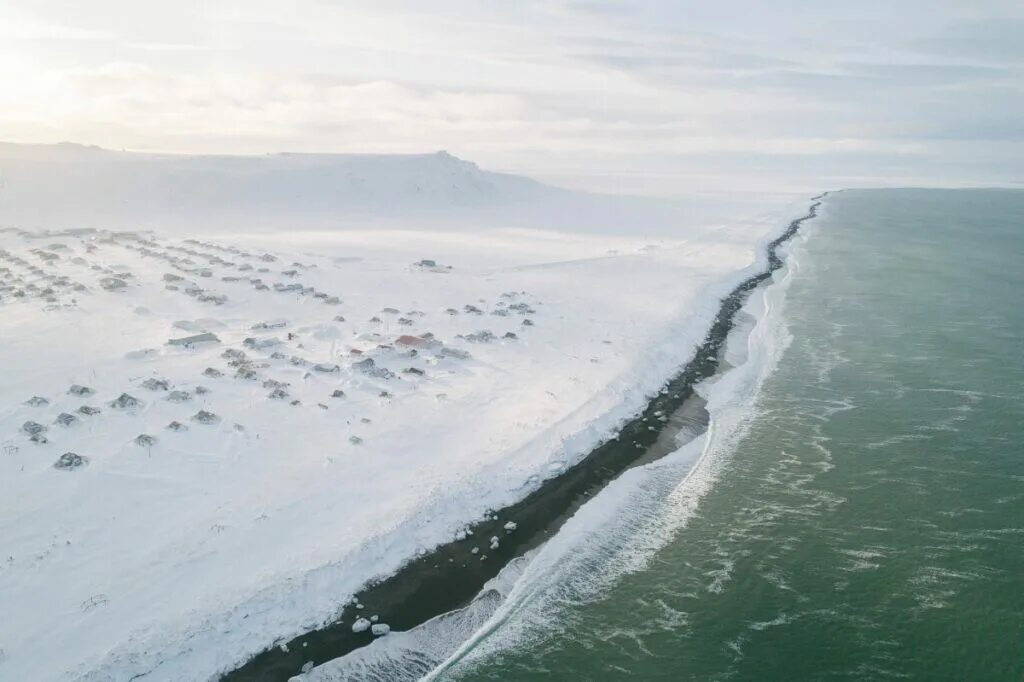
[0,141,782,237]
[0,142,562,230]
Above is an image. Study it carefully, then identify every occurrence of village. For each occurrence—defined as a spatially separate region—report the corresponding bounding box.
[3,226,545,474]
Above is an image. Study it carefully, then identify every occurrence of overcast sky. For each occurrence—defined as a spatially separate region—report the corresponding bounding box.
[1,1,1022,195]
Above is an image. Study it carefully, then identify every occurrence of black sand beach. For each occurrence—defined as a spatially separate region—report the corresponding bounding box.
[223,195,826,680]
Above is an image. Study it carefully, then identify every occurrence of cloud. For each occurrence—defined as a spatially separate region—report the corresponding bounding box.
[124,42,214,52]
[0,0,1021,193]
[0,16,112,41]
[912,17,1024,64]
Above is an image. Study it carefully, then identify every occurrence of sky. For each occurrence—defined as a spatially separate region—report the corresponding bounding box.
[1,0,1022,196]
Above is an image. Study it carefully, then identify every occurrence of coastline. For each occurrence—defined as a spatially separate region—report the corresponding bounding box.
[422,188,1024,681]
[223,193,827,681]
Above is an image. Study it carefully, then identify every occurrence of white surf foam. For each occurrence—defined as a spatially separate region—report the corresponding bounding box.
[299,218,816,682]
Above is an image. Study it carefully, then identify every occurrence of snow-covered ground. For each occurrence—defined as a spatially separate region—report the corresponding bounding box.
[0,144,803,680]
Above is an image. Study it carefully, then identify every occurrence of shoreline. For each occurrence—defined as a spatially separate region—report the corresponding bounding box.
[223,194,827,681]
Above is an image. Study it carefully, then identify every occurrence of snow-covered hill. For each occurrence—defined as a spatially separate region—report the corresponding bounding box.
[0,142,786,236]
[0,143,559,230]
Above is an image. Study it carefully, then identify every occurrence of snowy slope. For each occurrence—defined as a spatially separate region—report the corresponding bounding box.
[0,143,557,231]
[0,143,783,236]
[0,145,804,680]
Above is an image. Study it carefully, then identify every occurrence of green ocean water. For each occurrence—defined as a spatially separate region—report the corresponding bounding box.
[444,189,1024,680]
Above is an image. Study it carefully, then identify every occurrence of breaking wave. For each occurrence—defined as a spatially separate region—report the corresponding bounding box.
[299,229,814,682]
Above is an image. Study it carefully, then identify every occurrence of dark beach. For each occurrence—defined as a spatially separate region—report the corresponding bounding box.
[223,195,826,681]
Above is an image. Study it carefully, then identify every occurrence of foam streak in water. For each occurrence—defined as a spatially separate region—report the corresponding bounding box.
[430,233,805,678]
[297,224,812,682]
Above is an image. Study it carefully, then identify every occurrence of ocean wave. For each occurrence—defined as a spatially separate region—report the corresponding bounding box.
[431,241,804,678]
[296,226,813,682]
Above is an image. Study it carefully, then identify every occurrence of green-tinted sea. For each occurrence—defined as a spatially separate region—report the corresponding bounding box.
[444,189,1024,681]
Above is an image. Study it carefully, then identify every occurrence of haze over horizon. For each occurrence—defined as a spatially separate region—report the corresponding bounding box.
[2,1,1023,196]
